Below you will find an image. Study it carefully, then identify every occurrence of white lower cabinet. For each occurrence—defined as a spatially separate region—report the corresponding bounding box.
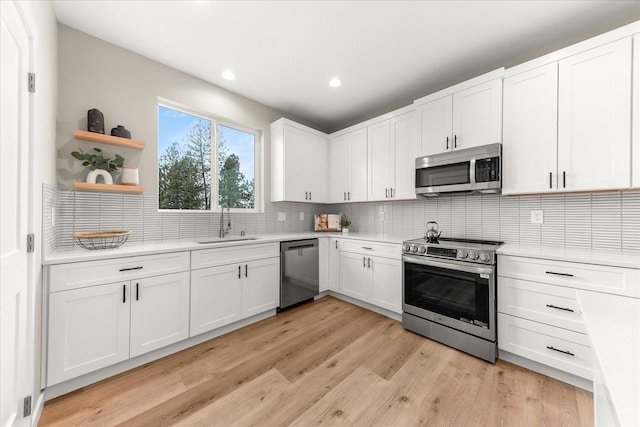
[328,238,341,292]
[339,241,402,314]
[47,270,190,386]
[190,245,279,337]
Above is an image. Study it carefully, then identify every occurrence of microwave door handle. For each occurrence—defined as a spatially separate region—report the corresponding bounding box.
[403,254,493,276]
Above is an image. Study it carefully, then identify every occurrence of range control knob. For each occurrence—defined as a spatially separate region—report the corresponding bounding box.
[418,245,427,254]
[468,250,479,260]
[479,252,491,262]
[458,250,468,259]
[410,244,419,253]
[402,244,411,252]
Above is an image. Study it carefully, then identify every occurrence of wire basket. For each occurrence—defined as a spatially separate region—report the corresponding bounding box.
[72,230,130,250]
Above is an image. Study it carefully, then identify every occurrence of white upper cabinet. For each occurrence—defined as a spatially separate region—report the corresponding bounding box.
[367,111,418,202]
[557,38,632,192]
[271,118,329,203]
[330,128,367,203]
[634,34,640,189]
[503,63,559,194]
[504,36,633,194]
[414,69,504,157]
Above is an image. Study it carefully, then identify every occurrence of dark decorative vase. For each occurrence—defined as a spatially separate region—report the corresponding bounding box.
[111,125,131,139]
[87,109,105,134]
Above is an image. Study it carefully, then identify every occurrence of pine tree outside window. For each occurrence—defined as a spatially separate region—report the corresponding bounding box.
[158,102,261,212]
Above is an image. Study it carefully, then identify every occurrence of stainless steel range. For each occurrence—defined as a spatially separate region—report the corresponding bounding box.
[402,236,503,363]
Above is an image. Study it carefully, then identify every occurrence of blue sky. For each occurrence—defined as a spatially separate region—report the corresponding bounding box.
[159,106,255,180]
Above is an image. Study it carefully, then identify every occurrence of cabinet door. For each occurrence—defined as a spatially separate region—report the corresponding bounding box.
[367,120,392,201]
[328,238,341,291]
[391,111,418,200]
[348,128,369,202]
[242,257,279,318]
[369,256,402,313]
[283,124,309,202]
[130,272,190,358]
[330,134,350,203]
[416,96,452,156]
[452,78,502,149]
[190,264,242,336]
[47,282,130,385]
[318,238,329,292]
[306,133,328,203]
[339,251,369,301]
[558,38,632,191]
[503,63,558,194]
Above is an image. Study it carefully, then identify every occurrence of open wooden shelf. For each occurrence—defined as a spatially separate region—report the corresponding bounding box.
[74,182,145,193]
[74,130,145,150]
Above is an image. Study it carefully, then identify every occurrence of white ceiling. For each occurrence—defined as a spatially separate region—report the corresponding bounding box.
[52,1,640,133]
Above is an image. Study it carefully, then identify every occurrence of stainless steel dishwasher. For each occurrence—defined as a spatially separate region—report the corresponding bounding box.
[279,239,319,311]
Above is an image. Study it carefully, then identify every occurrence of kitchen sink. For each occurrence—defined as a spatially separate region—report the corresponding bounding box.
[195,236,259,244]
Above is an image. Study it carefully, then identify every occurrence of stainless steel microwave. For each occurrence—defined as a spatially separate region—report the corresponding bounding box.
[415,143,501,197]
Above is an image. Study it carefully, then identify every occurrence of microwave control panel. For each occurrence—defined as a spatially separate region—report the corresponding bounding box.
[475,157,500,182]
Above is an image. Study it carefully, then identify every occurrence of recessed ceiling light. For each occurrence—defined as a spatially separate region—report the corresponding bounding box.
[222,70,236,81]
[329,77,341,88]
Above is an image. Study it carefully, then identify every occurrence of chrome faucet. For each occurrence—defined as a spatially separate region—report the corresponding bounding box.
[219,203,232,238]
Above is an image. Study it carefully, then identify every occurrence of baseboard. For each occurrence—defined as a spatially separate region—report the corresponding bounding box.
[31,391,45,427]
[327,292,402,322]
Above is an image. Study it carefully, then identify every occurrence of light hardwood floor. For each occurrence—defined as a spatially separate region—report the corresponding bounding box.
[39,296,593,426]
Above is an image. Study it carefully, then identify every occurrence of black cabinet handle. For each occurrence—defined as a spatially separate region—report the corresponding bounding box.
[385,188,388,198]
[454,135,457,148]
[390,188,394,198]
[446,136,449,150]
[546,304,574,312]
[545,271,574,277]
[344,192,346,201]
[348,192,351,200]
[547,346,574,357]
[123,284,126,303]
[136,283,139,301]
[238,265,241,279]
[245,264,248,277]
[304,191,308,200]
[309,191,311,200]
[549,172,552,189]
[363,257,366,268]
[563,171,566,188]
[362,247,373,250]
[335,240,338,249]
[367,257,372,269]
[119,266,143,272]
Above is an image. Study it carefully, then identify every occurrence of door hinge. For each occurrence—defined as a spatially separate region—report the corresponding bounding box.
[27,234,35,253]
[28,73,35,93]
[23,395,32,417]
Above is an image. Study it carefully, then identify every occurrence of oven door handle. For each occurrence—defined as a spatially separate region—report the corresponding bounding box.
[402,255,494,275]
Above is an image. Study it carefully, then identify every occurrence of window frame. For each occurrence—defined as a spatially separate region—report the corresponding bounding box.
[157,99,263,213]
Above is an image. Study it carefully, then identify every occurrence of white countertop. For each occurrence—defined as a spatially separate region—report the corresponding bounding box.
[43,231,405,265]
[497,244,640,269]
[578,292,640,426]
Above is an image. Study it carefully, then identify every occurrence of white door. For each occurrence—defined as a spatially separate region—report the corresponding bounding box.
[328,238,340,292]
[130,272,190,358]
[416,96,452,156]
[558,38,632,191]
[306,133,328,203]
[348,129,368,202]
[242,258,279,318]
[452,78,503,149]
[367,120,391,201]
[329,135,349,203]
[190,265,242,336]
[47,282,130,386]
[1,2,32,425]
[503,63,559,194]
[391,111,418,200]
[339,252,368,301]
[369,256,402,314]
[283,125,308,202]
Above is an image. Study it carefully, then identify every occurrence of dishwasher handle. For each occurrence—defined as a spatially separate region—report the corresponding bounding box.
[287,244,315,250]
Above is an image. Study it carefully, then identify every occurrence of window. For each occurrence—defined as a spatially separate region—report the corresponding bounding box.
[158,103,260,211]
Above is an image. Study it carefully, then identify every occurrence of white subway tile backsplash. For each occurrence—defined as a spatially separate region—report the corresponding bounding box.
[622,192,640,253]
[499,196,519,244]
[519,196,541,246]
[592,193,621,252]
[481,194,500,241]
[565,194,592,250]
[541,194,565,247]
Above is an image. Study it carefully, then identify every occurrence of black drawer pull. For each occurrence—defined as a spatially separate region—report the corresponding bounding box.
[545,271,574,277]
[546,304,574,312]
[119,266,143,272]
[547,346,574,357]
[238,265,241,279]
[549,172,552,189]
[362,247,373,250]
[245,264,248,277]
[136,283,139,301]
[123,284,126,303]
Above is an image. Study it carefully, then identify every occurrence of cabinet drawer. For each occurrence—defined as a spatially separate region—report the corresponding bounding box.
[498,277,586,334]
[49,252,190,292]
[499,255,640,298]
[498,313,592,380]
[191,242,279,270]
[340,239,400,258]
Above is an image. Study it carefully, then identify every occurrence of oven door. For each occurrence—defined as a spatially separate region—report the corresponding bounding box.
[402,255,495,341]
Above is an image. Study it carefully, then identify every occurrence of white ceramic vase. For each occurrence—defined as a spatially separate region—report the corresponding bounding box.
[86,169,113,185]
[121,167,139,185]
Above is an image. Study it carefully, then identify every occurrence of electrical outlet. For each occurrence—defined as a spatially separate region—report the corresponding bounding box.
[531,210,544,224]
[299,212,304,221]
[278,212,286,221]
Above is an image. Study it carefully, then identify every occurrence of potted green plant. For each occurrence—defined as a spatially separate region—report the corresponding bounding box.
[71,147,125,185]
[340,214,352,233]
